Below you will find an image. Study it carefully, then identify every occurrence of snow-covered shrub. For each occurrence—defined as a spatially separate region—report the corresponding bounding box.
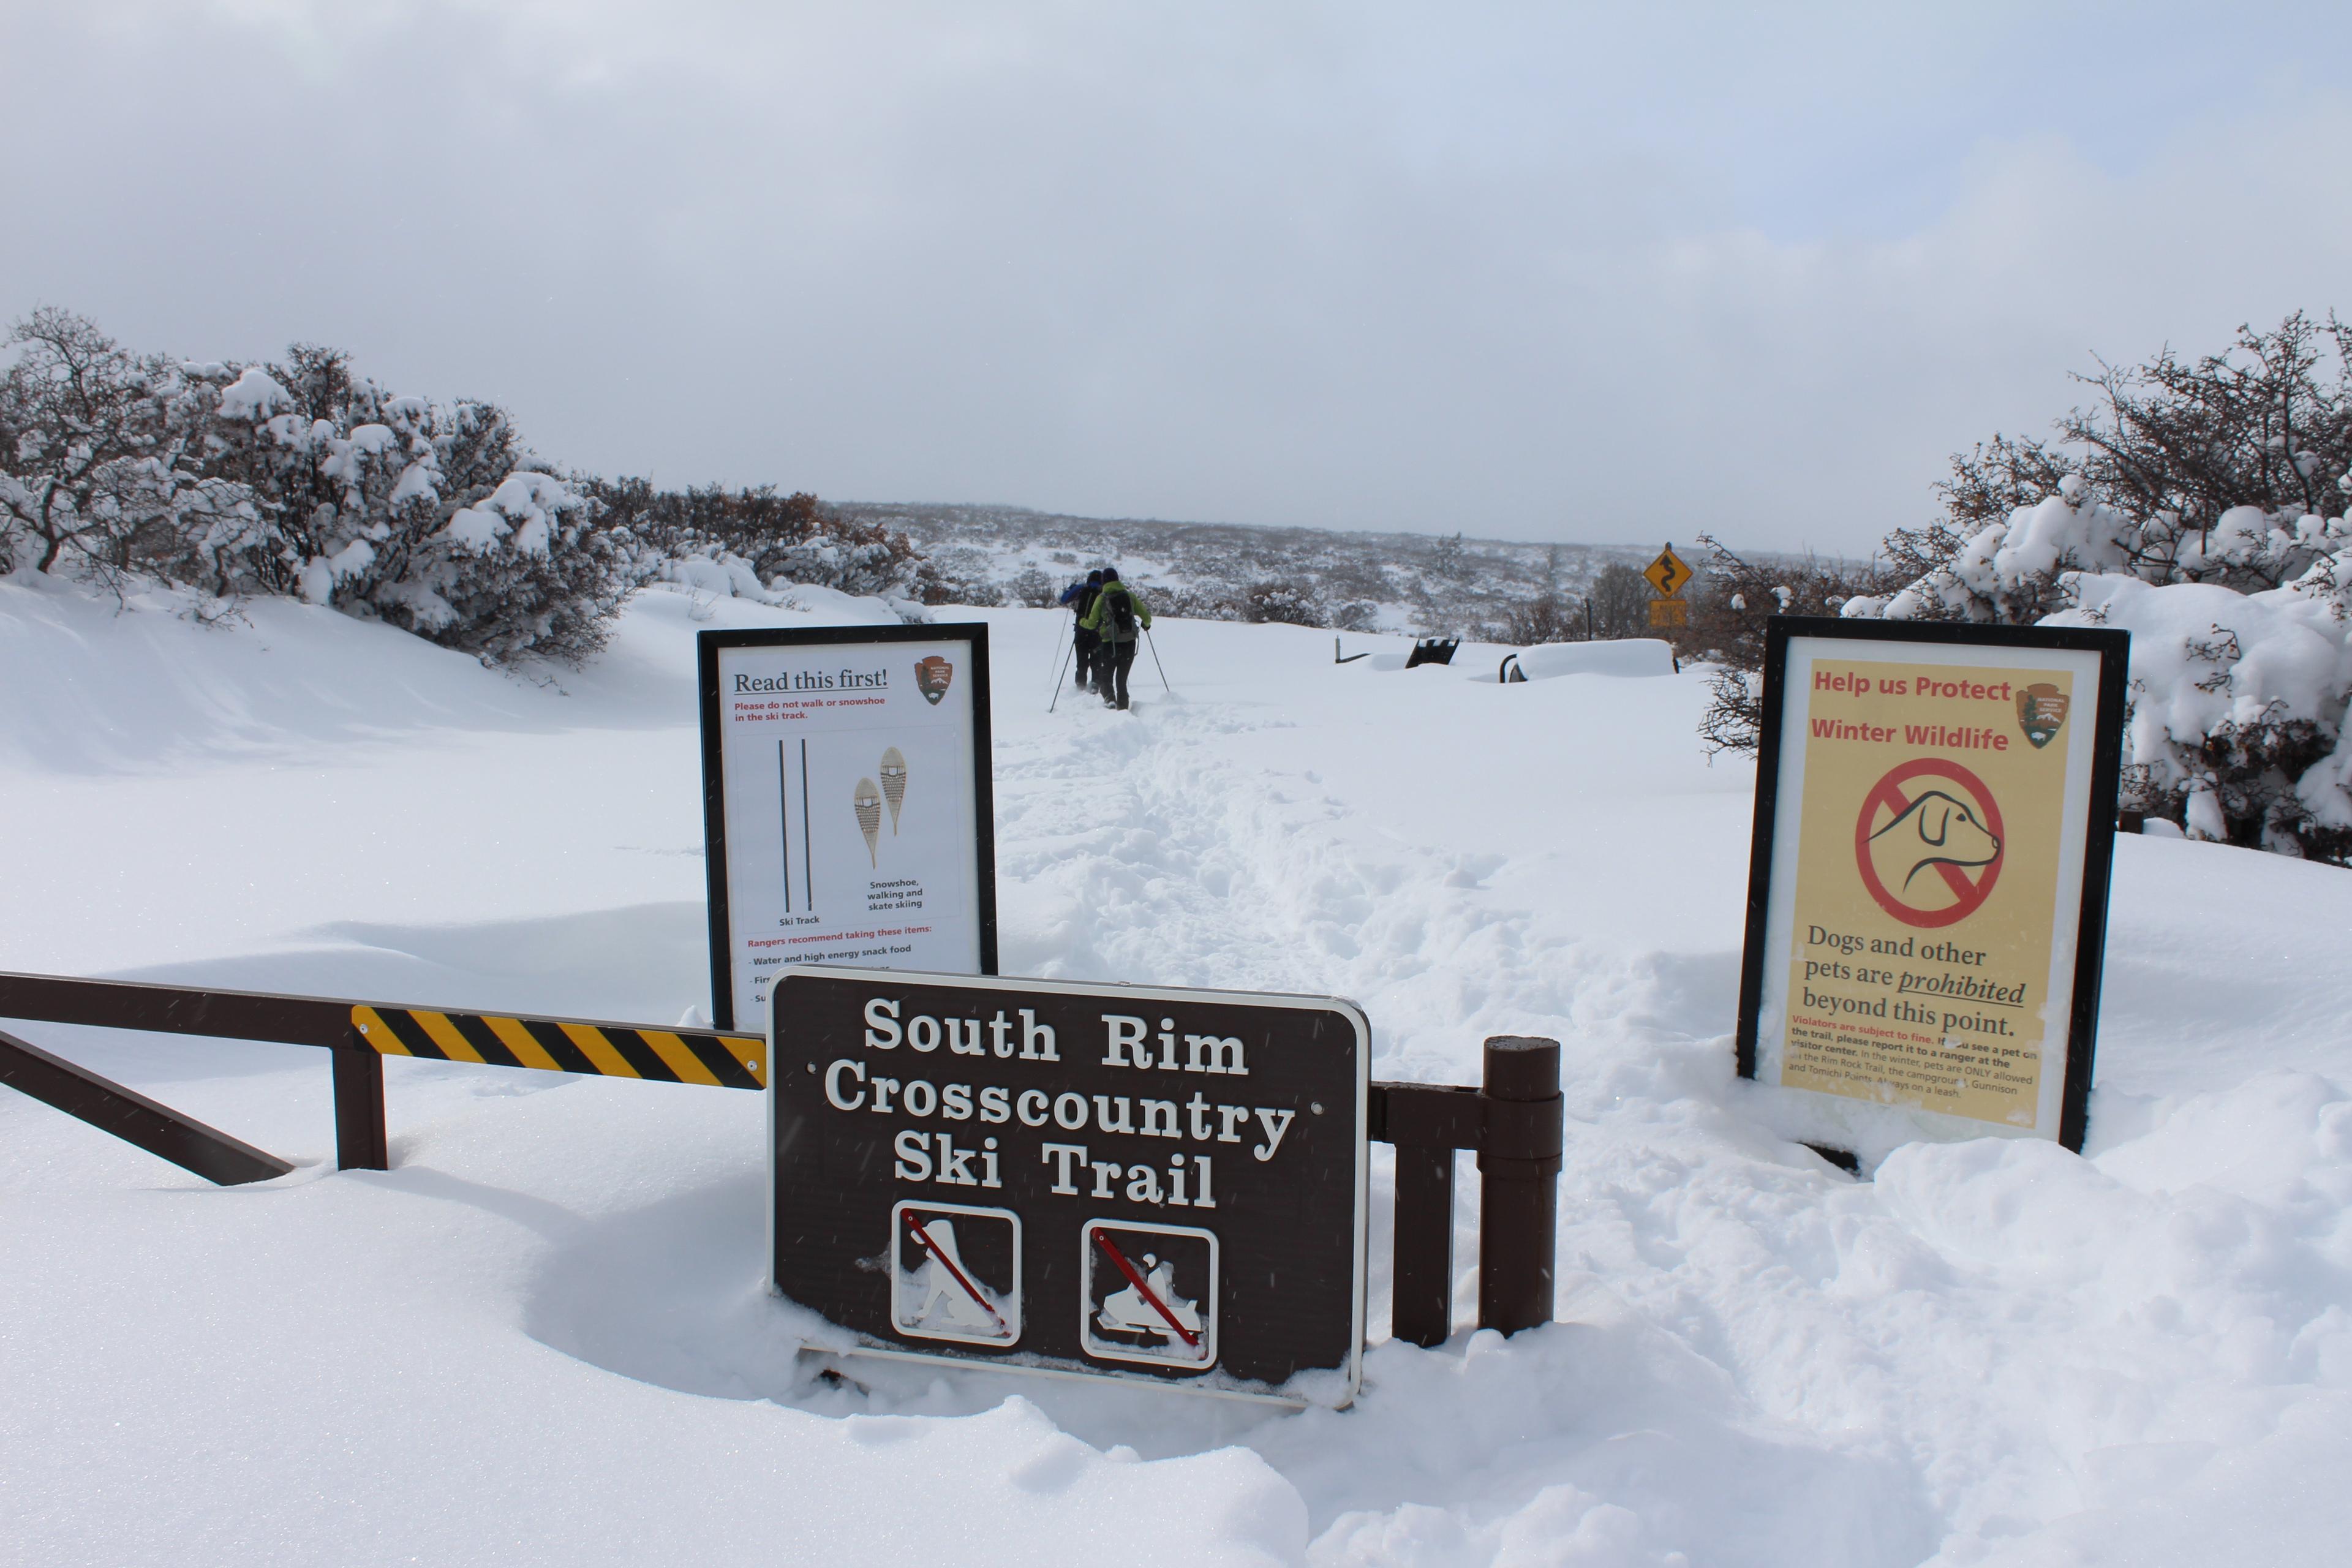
[2058,574,2352,858]
[193,345,628,663]
[1843,482,2350,627]
[4,313,628,663]
[1243,579,1323,625]
[592,479,924,602]
[1839,315,2352,859]
[1005,566,1060,608]
[1884,314,2352,617]
[1491,594,1584,646]
[0,309,264,584]
[1688,536,1900,756]
[650,551,774,603]
[1847,482,2352,859]
[1152,585,1245,622]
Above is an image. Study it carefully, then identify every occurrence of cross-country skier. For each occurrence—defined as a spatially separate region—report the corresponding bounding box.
[1058,569,1106,696]
[1078,567,1153,711]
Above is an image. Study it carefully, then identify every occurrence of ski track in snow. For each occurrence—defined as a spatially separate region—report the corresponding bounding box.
[5,579,2352,1567]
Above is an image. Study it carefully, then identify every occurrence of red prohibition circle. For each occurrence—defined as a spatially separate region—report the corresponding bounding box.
[1853,757,2006,929]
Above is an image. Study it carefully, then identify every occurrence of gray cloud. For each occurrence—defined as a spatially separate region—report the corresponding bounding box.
[5,1,2349,551]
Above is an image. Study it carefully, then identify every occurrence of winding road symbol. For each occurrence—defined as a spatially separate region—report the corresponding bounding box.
[1853,758,2006,929]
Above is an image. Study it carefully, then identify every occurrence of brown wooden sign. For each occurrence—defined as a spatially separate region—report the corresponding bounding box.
[769,967,1368,1405]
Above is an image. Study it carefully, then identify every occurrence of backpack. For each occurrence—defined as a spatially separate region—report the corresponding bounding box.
[1108,587,1137,636]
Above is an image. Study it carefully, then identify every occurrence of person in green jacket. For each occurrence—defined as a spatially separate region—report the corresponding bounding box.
[1078,567,1152,710]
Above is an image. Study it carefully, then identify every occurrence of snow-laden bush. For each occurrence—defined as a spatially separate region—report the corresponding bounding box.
[1243,579,1323,625]
[1846,480,2352,860]
[2062,574,2351,855]
[1004,566,1060,608]
[1821,313,2352,862]
[195,346,629,662]
[1845,478,2350,625]
[590,478,924,605]
[0,309,266,584]
[4,313,628,663]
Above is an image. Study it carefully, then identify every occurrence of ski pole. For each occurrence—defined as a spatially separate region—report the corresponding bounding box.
[1144,625,1171,692]
[1047,630,1077,712]
[1044,614,1069,704]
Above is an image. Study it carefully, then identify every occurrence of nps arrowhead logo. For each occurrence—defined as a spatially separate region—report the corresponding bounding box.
[2016,683,2068,749]
[914,655,954,706]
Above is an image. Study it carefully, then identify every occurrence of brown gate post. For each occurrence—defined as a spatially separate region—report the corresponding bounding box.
[333,1030,389,1171]
[1388,1145,1455,1348]
[1476,1035,1562,1335]
[0,1026,294,1186]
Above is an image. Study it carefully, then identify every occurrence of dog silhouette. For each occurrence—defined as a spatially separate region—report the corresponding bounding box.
[1868,788,2000,894]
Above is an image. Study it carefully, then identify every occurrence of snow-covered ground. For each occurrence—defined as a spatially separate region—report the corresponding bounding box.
[5,577,2351,1567]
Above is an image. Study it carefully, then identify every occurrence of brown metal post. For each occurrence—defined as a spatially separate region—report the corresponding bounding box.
[1372,1080,1482,1348]
[1389,1145,1455,1347]
[0,1026,294,1186]
[333,1031,389,1171]
[1476,1035,1562,1336]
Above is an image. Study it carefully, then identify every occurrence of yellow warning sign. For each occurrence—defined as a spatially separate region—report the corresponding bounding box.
[1776,661,2077,1128]
[1648,598,1688,628]
[1643,545,1692,600]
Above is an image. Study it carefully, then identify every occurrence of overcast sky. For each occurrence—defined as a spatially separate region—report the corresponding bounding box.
[6,2,2351,552]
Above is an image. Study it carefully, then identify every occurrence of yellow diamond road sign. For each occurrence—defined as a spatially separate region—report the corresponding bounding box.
[1643,544,1692,600]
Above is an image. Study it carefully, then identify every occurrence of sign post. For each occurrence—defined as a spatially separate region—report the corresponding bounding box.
[767,967,1370,1406]
[1735,615,2128,1158]
[698,625,998,1031]
[1643,543,1691,630]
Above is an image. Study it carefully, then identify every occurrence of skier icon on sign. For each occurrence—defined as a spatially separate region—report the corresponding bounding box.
[892,1201,1021,1348]
[1080,1219,1218,1370]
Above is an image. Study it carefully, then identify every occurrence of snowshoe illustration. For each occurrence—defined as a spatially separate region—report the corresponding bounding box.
[878,747,907,832]
[853,778,882,866]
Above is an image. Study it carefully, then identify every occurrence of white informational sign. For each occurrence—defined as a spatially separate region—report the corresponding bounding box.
[1735,616,2128,1159]
[698,625,998,1030]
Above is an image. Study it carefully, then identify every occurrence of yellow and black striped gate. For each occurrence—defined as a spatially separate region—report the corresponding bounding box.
[351,1005,765,1090]
[0,971,777,1177]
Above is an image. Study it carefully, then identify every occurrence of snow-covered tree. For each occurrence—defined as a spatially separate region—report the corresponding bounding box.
[1844,479,2352,861]
[589,479,924,603]
[1845,314,2352,861]
[0,309,260,583]
[195,345,628,662]
[4,312,630,661]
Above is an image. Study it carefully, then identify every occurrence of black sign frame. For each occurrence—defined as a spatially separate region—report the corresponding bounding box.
[698,623,999,1030]
[767,967,1371,1407]
[1734,614,2130,1153]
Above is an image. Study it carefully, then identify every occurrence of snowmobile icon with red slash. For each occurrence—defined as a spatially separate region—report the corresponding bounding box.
[1082,1220,1218,1370]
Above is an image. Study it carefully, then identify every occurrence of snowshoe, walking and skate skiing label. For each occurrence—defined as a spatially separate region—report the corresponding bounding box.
[768,967,1370,1405]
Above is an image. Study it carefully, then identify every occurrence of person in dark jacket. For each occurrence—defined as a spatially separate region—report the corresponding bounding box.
[1077,567,1152,710]
[1058,570,1106,694]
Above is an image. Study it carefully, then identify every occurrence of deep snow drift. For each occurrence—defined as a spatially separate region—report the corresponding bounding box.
[4,577,2351,1567]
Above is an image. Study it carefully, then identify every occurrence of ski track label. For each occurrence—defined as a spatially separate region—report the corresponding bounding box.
[1736,616,2131,1155]
[698,624,1000,1031]
[768,967,1369,1406]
